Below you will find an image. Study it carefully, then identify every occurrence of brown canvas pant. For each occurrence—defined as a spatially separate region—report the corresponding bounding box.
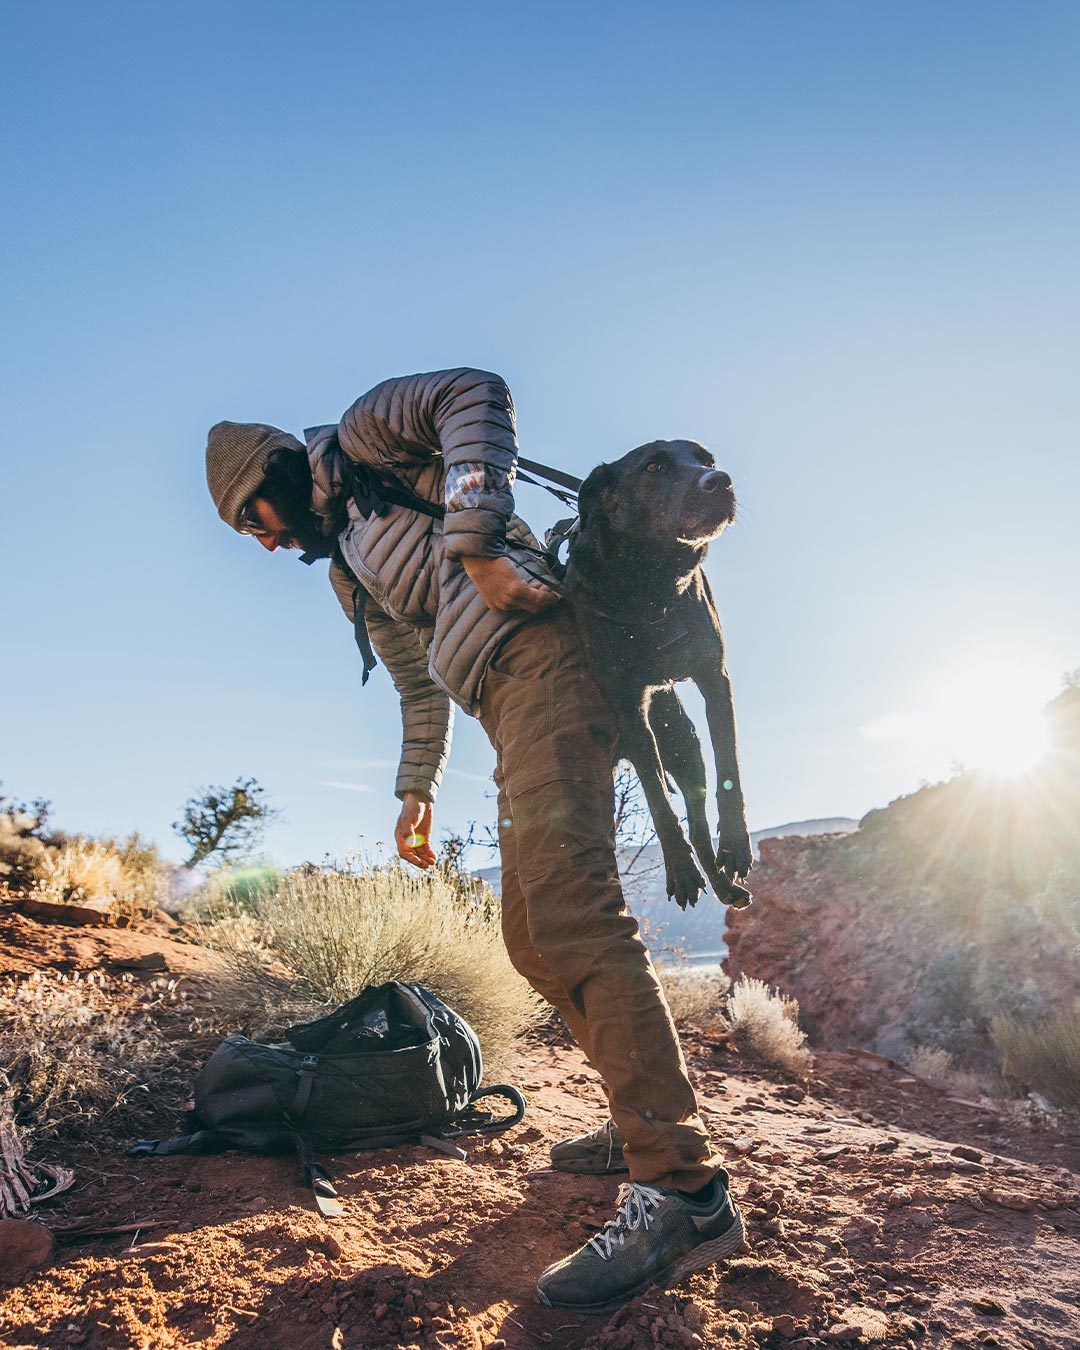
[477,605,722,1191]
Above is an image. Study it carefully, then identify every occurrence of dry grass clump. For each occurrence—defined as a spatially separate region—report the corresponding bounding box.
[0,809,50,879]
[0,971,189,1144]
[723,975,811,1076]
[660,965,731,1030]
[906,1044,988,1099]
[992,1008,1080,1110]
[1,795,168,922]
[30,834,169,921]
[196,860,543,1074]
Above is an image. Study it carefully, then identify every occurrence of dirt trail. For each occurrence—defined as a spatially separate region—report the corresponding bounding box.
[2,910,1079,1350]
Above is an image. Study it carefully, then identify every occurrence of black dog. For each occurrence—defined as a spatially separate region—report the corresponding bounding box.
[565,439,753,910]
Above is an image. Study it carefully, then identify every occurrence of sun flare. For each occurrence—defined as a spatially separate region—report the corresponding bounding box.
[865,662,1054,778]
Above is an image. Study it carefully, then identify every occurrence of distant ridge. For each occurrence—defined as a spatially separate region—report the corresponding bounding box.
[475,815,859,962]
[750,817,859,854]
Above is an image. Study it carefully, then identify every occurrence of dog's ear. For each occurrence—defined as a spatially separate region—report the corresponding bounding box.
[577,462,616,528]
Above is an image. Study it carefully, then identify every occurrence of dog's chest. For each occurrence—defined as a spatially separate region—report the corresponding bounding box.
[581,606,702,688]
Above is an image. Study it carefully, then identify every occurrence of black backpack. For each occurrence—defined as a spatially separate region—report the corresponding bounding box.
[132,982,526,1216]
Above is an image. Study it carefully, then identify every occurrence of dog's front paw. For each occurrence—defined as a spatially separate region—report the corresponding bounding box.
[663,843,707,911]
[718,830,753,881]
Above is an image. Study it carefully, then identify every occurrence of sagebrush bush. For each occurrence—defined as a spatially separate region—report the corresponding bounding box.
[2,810,168,922]
[660,965,731,1030]
[196,859,543,1073]
[907,1044,988,1099]
[0,971,189,1143]
[0,811,49,879]
[723,975,811,1075]
[992,1008,1080,1110]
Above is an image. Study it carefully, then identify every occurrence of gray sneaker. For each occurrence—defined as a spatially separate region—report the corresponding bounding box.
[536,1173,744,1314]
[549,1119,628,1175]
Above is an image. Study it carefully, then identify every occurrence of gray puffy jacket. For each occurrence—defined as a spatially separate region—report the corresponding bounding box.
[310,369,561,802]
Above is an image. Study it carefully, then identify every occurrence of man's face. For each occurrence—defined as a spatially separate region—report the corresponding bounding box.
[241,496,302,551]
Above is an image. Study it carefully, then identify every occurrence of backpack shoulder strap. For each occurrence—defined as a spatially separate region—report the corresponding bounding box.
[449,1085,527,1137]
[129,1129,227,1158]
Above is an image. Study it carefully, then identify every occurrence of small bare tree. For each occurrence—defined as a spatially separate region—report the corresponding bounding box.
[612,760,661,884]
[173,777,277,869]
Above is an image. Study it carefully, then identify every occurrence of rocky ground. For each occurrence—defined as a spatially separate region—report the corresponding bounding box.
[2,906,1079,1350]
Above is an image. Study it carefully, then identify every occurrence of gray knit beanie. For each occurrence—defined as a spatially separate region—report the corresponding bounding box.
[205,421,306,531]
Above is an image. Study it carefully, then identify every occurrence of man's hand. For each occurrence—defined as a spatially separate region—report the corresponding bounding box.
[395,792,436,870]
[462,556,559,614]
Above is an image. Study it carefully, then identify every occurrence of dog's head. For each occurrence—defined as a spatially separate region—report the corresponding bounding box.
[577,439,736,550]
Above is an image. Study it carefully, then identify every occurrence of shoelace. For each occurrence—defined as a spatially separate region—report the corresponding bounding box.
[598,1118,618,1171]
[588,1183,666,1261]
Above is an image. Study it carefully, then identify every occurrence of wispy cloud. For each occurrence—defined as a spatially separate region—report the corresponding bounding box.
[445,767,495,784]
[318,780,375,794]
[316,758,397,771]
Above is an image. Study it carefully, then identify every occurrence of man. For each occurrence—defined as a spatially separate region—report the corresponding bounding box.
[205,368,743,1313]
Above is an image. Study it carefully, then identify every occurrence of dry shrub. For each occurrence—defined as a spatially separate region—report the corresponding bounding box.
[197,861,543,1074]
[0,811,49,878]
[0,971,189,1143]
[4,817,168,923]
[35,840,127,900]
[907,1044,988,1099]
[660,965,731,1030]
[723,975,811,1076]
[992,1008,1080,1109]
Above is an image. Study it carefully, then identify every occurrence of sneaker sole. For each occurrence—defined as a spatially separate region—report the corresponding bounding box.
[537,1204,746,1315]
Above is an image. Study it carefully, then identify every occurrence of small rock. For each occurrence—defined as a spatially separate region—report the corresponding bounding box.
[823,1324,863,1343]
[973,1297,1006,1316]
[731,1136,760,1155]
[322,1234,343,1259]
[982,1189,1037,1212]
[824,1258,854,1275]
[818,1146,849,1161]
[21,895,115,926]
[0,1219,54,1283]
[113,951,168,971]
[771,1314,799,1337]
[888,1187,913,1207]
[950,1144,982,1162]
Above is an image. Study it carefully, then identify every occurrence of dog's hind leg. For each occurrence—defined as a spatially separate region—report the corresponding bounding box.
[649,688,736,903]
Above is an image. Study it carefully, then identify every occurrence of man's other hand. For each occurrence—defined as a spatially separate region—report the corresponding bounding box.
[462,556,559,614]
[395,792,436,869]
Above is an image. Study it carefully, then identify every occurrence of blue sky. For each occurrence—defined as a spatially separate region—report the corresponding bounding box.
[2,1,1077,867]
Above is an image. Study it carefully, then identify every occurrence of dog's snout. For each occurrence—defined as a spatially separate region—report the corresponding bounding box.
[701,470,732,493]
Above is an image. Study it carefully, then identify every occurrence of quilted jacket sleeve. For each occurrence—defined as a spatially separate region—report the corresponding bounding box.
[337,368,518,562]
[328,559,453,802]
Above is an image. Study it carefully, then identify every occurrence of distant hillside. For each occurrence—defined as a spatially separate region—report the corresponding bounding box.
[475,815,858,963]
[727,686,1080,1067]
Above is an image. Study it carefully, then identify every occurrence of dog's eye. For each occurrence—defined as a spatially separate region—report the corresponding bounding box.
[645,462,662,474]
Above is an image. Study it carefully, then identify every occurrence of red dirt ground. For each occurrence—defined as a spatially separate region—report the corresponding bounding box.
[2,904,1079,1350]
